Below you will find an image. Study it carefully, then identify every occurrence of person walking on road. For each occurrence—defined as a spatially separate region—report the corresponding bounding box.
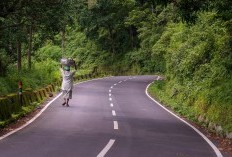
[60,60,77,107]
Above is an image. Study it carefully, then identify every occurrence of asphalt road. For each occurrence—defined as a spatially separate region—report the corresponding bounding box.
[0,76,222,157]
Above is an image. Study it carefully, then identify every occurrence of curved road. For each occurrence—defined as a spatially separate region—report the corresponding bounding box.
[0,76,222,157]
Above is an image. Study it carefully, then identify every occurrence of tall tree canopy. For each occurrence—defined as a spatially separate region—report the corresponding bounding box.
[0,0,78,72]
[77,0,137,54]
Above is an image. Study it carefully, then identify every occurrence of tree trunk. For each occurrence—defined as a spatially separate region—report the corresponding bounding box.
[61,28,65,57]
[17,40,22,72]
[108,27,115,54]
[0,60,2,76]
[151,4,154,13]
[28,25,32,70]
[130,26,134,48]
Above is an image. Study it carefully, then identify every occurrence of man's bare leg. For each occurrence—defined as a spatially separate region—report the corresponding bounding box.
[62,98,66,106]
[66,98,70,107]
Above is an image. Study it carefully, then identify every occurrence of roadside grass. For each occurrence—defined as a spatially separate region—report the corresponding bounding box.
[148,80,232,134]
[148,80,197,121]
[0,102,40,128]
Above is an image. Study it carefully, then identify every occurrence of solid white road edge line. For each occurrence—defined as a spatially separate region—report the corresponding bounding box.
[0,76,113,141]
[97,139,115,157]
[114,121,118,130]
[145,82,223,157]
[0,92,62,141]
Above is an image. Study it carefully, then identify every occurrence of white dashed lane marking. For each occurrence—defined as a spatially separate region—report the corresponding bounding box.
[101,80,124,157]
[112,110,116,116]
[113,121,119,130]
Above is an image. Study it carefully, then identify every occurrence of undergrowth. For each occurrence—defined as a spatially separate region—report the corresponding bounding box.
[148,80,232,133]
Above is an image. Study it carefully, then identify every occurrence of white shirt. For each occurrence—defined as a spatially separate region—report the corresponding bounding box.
[60,68,76,91]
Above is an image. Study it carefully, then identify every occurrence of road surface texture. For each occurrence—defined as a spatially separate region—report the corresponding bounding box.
[0,76,222,157]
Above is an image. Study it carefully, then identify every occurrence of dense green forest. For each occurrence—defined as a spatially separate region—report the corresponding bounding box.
[0,0,231,133]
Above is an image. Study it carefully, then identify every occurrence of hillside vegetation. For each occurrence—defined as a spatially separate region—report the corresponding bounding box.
[0,1,231,133]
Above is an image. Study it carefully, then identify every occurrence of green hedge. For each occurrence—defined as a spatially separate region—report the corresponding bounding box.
[148,80,232,133]
[0,84,56,126]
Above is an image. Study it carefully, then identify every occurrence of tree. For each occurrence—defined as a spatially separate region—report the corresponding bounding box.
[77,0,136,54]
[0,0,79,70]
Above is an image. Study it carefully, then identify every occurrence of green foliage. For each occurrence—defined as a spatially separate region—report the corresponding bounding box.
[77,0,136,53]
[35,43,62,62]
[146,11,232,132]
[165,12,231,85]
[210,0,232,21]
[64,26,108,72]
[0,59,60,95]
[0,78,12,95]
[0,49,12,76]
[0,0,231,133]
[121,5,177,74]
[0,0,81,73]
